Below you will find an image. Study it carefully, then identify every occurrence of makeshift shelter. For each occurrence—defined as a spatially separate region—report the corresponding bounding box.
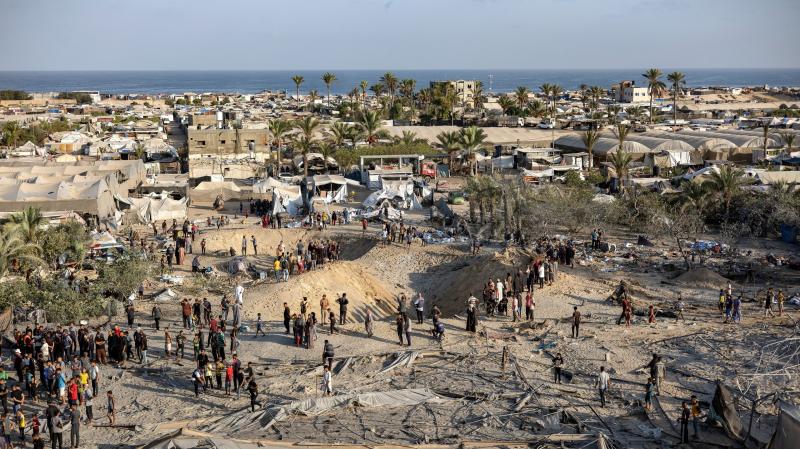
[293,152,338,174]
[271,185,304,216]
[190,181,243,202]
[709,383,744,441]
[252,177,288,194]
[311,174,359,204]
[125,195,189,223]
[755,171,800,186]
[554,135,654,157]
[363,179,420,210]
[0,179,116,218]
[768,401,800,449]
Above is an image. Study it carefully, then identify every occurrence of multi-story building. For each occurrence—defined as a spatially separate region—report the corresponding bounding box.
[187,127,269,158]
[430,80,479,108]
[612,80,650,104]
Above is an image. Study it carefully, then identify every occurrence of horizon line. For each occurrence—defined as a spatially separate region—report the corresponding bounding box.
[2,67,800,72]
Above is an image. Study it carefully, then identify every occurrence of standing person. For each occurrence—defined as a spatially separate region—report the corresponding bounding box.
[675,294,686,322]
[139,332,148,365]
[151,304,162,331]
[571,307,581,338]
[678,401,691,443]
[525,291,534,321]
[364,309,374,337]
[718,289,726,315]
[181,299,192,329]
[777,289,785,317]
[164,329,173,360]
[321,366,332,396]
[733,294,743,324]
[644,378,654,412]
[595,366,611,408]
[320,295,329,325]
[283,303,291,335]
[106,391,115,426]
[689,395,703,438]
[466,304,477,333]
[648,304,656,324]
[552,353,564,384]
[52,411,64,449]
[413,293,425,324]
[15,409,24,443]
[241,235,248,256]
[247,378,259,412]
[1,412,13,448]
[764,287,775,318]
[251,235,258,256]
[395,313,404,346]
[69,404,80,449]
[336,294,349,325]
[89,361,99,397]
[255,313,265,337]
[322,340,334,368]
[192,367,205,397]
[83,389,93,426]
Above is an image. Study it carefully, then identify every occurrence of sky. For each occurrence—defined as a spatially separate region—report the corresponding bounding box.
[1,0,798,71]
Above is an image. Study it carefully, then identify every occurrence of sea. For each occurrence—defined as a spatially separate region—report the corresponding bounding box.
[1,69,799,95]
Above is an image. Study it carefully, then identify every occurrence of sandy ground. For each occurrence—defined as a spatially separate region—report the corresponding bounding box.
[5,197,800,448]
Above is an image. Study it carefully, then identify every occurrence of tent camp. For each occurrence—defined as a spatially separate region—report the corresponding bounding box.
[311,174,360,204]
[0,179,116,218]
[190,181,243,202]
[363,179,421,210]
[271,184,304,216]
[125,195,189,223]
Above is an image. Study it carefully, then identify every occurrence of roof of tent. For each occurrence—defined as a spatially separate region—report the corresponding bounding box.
[554,134,654,155]
[755,170,800,185]
[643,132,738,151]
[312,174,360,187]
[677,130,778,149]
[604,133,695,153]
[0,179,115,217]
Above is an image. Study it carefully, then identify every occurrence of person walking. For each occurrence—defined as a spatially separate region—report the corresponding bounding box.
[595,366,611,408]
[403,313,412,346]
[69,404,80,448]
[151,304,162,331]
[51,411,64,449]
[320,295,329,325]
[395,313,404,346]
[106,391,115,426]
[247,379,259,412]
[321,366,333,396]
[764,287,775,318]
[283,303,291,335]
[571,306,581,338]
[364,309,374,337]
[525,292,534,321]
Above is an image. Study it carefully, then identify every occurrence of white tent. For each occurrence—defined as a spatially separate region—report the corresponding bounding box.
[271,185,304,216]
[363,179,418,209]
[252,177,288,194]
[312,174,359,204]
[127,195,188,223]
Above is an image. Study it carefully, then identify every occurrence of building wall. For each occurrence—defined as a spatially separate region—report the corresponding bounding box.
[187,128,269,157]
[430,80,477,107]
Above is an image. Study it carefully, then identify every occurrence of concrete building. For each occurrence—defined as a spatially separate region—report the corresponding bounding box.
[612,80,650,104]
[430,80,478,108]
[187,128,269,158]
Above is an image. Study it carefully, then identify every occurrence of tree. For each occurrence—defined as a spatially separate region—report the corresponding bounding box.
[395,130,423,146]
[642,68,666,124]
[581,129,600,170]
[498,96,516,116]
[678,180,710,215]
[293,117,321,176]
[291,75,305,101]
[328,121,350,148]
[436,130,461,172]
[0,90,31,101]
[2,122,21,149]
[268,119,292,172]
[357,110,386,145]
[666,71,686,126]
[527,99,546,118]
[760,121,773,154]
[133,142,146,160]
[307,89,320,111]
[459,126,488,176]
[626,106,645,123]
[0,228,42,278]
[707,164,747,218]
[472,81,485,112]
[609,148,632,194]
[7,206,44,244]
[317,141,336,173]
[778,132,796,156]
[514,86,530,114]
[321,72,337,107]
[380,72,399,107]
[359,80,369,109]
[549,84,563,119]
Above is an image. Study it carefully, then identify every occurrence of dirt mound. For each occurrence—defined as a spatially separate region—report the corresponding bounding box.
[197,226,317,254]
[244,261,399,322]
[673,267,731,289]
[424,247,532,315]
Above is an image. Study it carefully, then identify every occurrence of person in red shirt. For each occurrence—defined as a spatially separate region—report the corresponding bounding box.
[224,364,233,395]
[361,218,368,236]
[67,380,79,407]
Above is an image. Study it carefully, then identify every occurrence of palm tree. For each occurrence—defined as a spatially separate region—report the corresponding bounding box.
[609,149,633,194]
[549,84,563,118]
[514,86,530,113]
[321,72,337,107]
[436,130,461,171]
[581,129,600,170]
[613,123,631,151]
[527,99,546,118]
[380,72,399,107]
[291,75,305,101]
[133,143,147,160]
[357,110,385,145]
[539,84,553,116]
[396,130,423,146]
[7,206,44,244]
[327,121,350,148]
[626,106,645,123]
[268,119,291,150]
[642,68,666,124]
[459,126,488,176]
[778,132,796,156]
[679,181,710,214]
[498,96,515,116]
[317,141,336,173]
[1,122,21,149]
[0,228,42,278]
[400,79,416,106]
[472,81,485,112]
[293,117,321,176]
[359,80,369,109]
[760,121,773,154]
[707,164,747,217]
[307,89,320,110]
[666,71,686,126]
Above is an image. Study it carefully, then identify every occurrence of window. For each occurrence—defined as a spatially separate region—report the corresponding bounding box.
[197,140,206,146]
[220,140,226,144]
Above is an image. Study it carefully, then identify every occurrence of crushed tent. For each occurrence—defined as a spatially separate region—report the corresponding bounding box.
[709,383,744,441]
[768,401,800,449]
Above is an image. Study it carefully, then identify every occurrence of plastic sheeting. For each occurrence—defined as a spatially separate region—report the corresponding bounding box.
[127,196,188,223]
[769,401,800,449]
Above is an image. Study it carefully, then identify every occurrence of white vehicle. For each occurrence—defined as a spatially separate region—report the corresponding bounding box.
[538,118,555,129]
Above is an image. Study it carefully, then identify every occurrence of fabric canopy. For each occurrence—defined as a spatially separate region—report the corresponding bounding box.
[127,195,188,223]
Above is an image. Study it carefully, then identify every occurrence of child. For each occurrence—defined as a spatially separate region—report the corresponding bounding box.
[106,390,116,426]
[644,378,654,412]
[255,313,265,337]
[224,363,233,396]
[648,304,656,324]
[31,414,39,437]
[16,409,24,442]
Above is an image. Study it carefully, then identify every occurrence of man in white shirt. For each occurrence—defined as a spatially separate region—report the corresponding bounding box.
[234,285,244,306]
[413,294,425,324]
[595,366,611,407]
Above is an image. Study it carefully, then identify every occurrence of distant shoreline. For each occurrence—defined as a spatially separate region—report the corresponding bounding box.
[2,69,799,95]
